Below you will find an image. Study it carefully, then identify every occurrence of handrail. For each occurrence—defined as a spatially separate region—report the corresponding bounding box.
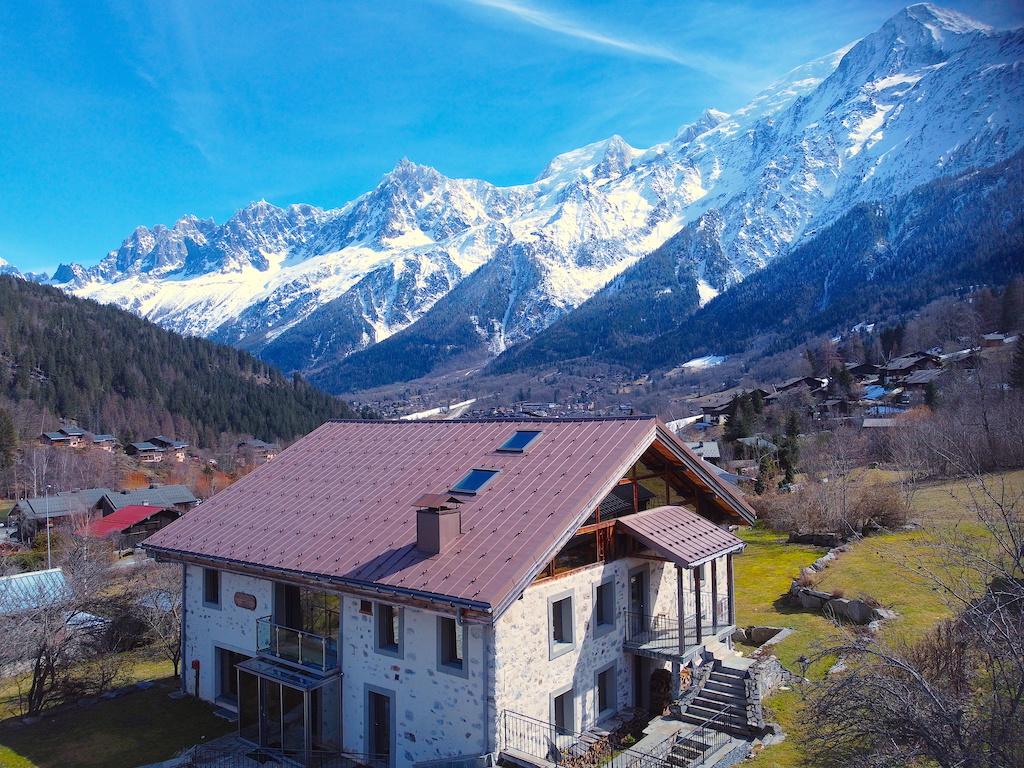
[256,613,340,672]
[501,710,672,768]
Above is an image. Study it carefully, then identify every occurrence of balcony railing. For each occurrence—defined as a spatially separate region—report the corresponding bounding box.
[256,612,339,672]
[501,710,671,768]
[624,610,733,660]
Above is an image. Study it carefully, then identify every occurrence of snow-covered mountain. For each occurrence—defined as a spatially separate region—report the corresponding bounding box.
[47,4,1023,391]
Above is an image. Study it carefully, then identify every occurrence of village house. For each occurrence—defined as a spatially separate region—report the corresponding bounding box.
[144,418,756,767]
[9,485,198,543]
[126,441,164,463]
[76,504,181,552]
[150,436,190,462]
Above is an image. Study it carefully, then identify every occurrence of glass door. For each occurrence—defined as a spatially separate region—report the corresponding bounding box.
[260,680,307,753]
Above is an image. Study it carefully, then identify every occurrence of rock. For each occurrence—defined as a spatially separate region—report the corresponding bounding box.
[733,628,750,643]
[867,620,883,633]
[813,552,837,570]
[826,598,874,624]
[750,626,783,645]
[828,658,847,675]
[788,531,844,548]
[870,607,897,621]
[799,591,826,609]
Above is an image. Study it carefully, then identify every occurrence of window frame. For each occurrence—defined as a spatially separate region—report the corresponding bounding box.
[374,603,404,659]
[436,616,468,677]
[593,578,616,637]
[595,662,617,720]
[551,685,575,736]
[548,590,575,660]
[203,567,221,608]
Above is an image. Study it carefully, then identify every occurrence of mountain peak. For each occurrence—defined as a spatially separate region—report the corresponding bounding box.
[673,108,729,145]
[897,3,993,36]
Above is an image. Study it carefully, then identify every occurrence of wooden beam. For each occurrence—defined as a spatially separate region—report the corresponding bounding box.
[693,566,703,645]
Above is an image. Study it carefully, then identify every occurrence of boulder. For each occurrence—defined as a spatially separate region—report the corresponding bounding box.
[750,626,784,645]
[826,598,874,624]
[870,607,897,621]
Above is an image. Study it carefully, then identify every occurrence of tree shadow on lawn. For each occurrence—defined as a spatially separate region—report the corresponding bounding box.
[0,677,233,768]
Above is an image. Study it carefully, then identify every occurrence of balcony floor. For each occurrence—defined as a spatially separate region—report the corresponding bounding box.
[624,622,736,662]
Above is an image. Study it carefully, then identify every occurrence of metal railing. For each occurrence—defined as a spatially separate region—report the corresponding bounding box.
[184,745,387,768]
[256,612,339,672]
[501,710,670,768]
[671,707,733,767]
[625,611,698,653]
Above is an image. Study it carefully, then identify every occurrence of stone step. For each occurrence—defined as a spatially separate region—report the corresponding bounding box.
[685,701,746,722]
[697,688,745,707]
[709,668,747,683]
[704,679,745,696]
[678,711,752,738]
[690,696,745,716]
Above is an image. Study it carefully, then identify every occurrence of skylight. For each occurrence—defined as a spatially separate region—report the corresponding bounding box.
[450,468,499,495]
[498,430,543,452]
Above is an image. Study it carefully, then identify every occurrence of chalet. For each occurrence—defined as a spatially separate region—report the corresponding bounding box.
[238,439,280,465]
[126,441,164,463]
[9,485,198,542]
[144,418,757,766]
[38,432,71,447]
[772,376,826,394]
[97,485,198,517]
[684,441,721,466]
[76,504,181,550]
[150,436,189,462]
[59,428,87,447]
[878,353,941,384]
[91,434,117,452]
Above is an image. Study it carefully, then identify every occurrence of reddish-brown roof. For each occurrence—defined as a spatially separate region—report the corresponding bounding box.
[144,418,754,617]
[78,504,170,538]
[616,506,745,567]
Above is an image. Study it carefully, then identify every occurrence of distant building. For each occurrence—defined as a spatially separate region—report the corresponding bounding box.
[126,441,164,463]
[150,436,189,462]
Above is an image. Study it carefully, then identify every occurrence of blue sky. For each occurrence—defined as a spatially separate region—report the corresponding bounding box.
[2,0,1022,274]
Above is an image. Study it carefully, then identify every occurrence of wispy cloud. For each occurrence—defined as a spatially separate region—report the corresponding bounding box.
[454,0,765,82]
[459,0,687,66]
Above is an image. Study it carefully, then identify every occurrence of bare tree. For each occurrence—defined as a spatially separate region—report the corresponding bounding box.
[128,562,183,677]
[803,467,1024,768]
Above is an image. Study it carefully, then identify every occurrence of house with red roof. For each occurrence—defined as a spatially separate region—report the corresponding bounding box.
[76,504,181,550]
[144,417,756,766]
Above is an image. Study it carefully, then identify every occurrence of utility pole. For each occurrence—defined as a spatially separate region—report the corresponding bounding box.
[45,484,52,570]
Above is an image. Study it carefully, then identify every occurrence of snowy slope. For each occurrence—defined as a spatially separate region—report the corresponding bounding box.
[45,4,1023,385]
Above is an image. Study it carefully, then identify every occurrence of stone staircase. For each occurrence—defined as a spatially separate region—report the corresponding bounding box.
[677,659,754,739]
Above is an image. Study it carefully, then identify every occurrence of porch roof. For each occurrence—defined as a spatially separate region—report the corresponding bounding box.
[617,505,744,568]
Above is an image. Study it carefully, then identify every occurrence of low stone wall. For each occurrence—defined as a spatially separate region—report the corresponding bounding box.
[787,583,896,624]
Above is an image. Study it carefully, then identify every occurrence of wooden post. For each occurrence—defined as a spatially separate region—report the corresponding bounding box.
[711,558,719,633]
[693,566,702,645]
[676,565,685,657]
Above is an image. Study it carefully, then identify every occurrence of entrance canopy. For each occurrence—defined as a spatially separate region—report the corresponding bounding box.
[617,506,744,568]
[236,657,338,690]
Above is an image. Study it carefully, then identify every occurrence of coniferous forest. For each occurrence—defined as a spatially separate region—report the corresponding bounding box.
[0,276,364,448]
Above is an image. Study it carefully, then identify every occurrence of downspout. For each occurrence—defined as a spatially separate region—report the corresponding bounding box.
[179,562,188,694]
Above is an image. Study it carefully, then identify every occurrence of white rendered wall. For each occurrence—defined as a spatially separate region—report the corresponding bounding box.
[181,565,272,702]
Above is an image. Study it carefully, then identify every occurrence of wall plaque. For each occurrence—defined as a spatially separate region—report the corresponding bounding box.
[234,592,257,610]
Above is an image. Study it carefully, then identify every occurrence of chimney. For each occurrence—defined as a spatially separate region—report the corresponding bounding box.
[413,493,464,556]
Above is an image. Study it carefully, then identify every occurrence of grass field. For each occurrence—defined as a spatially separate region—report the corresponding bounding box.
[737,469,1024,766]
[0,654,233,768]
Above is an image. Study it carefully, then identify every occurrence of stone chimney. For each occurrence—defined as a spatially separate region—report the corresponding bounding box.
[413,493,464,556]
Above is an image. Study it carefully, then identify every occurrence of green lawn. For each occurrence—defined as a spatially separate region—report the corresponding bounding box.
[0,655,233,768]
[734,470,1024,766]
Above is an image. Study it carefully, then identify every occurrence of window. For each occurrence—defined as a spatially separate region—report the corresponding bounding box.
[498,430,543,452]
[375,604,403,657]
[552,688,574,735]
[549,592,574,659]
[359,600,373,615]
[203,568,220,607]
[450,468,499,494]
[437,617,467,675]
[594,579,615,636]
[596,664,616,717]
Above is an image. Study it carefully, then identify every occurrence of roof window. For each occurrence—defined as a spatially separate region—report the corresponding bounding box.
[498,430,543,452]
[450,468,499,495]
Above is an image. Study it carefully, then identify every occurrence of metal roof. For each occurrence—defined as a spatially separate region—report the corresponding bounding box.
[145,418,755,618]
[78,504,173,538]
[616,506,745,568]
[103,486,198,511]
[0,568,68,614]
